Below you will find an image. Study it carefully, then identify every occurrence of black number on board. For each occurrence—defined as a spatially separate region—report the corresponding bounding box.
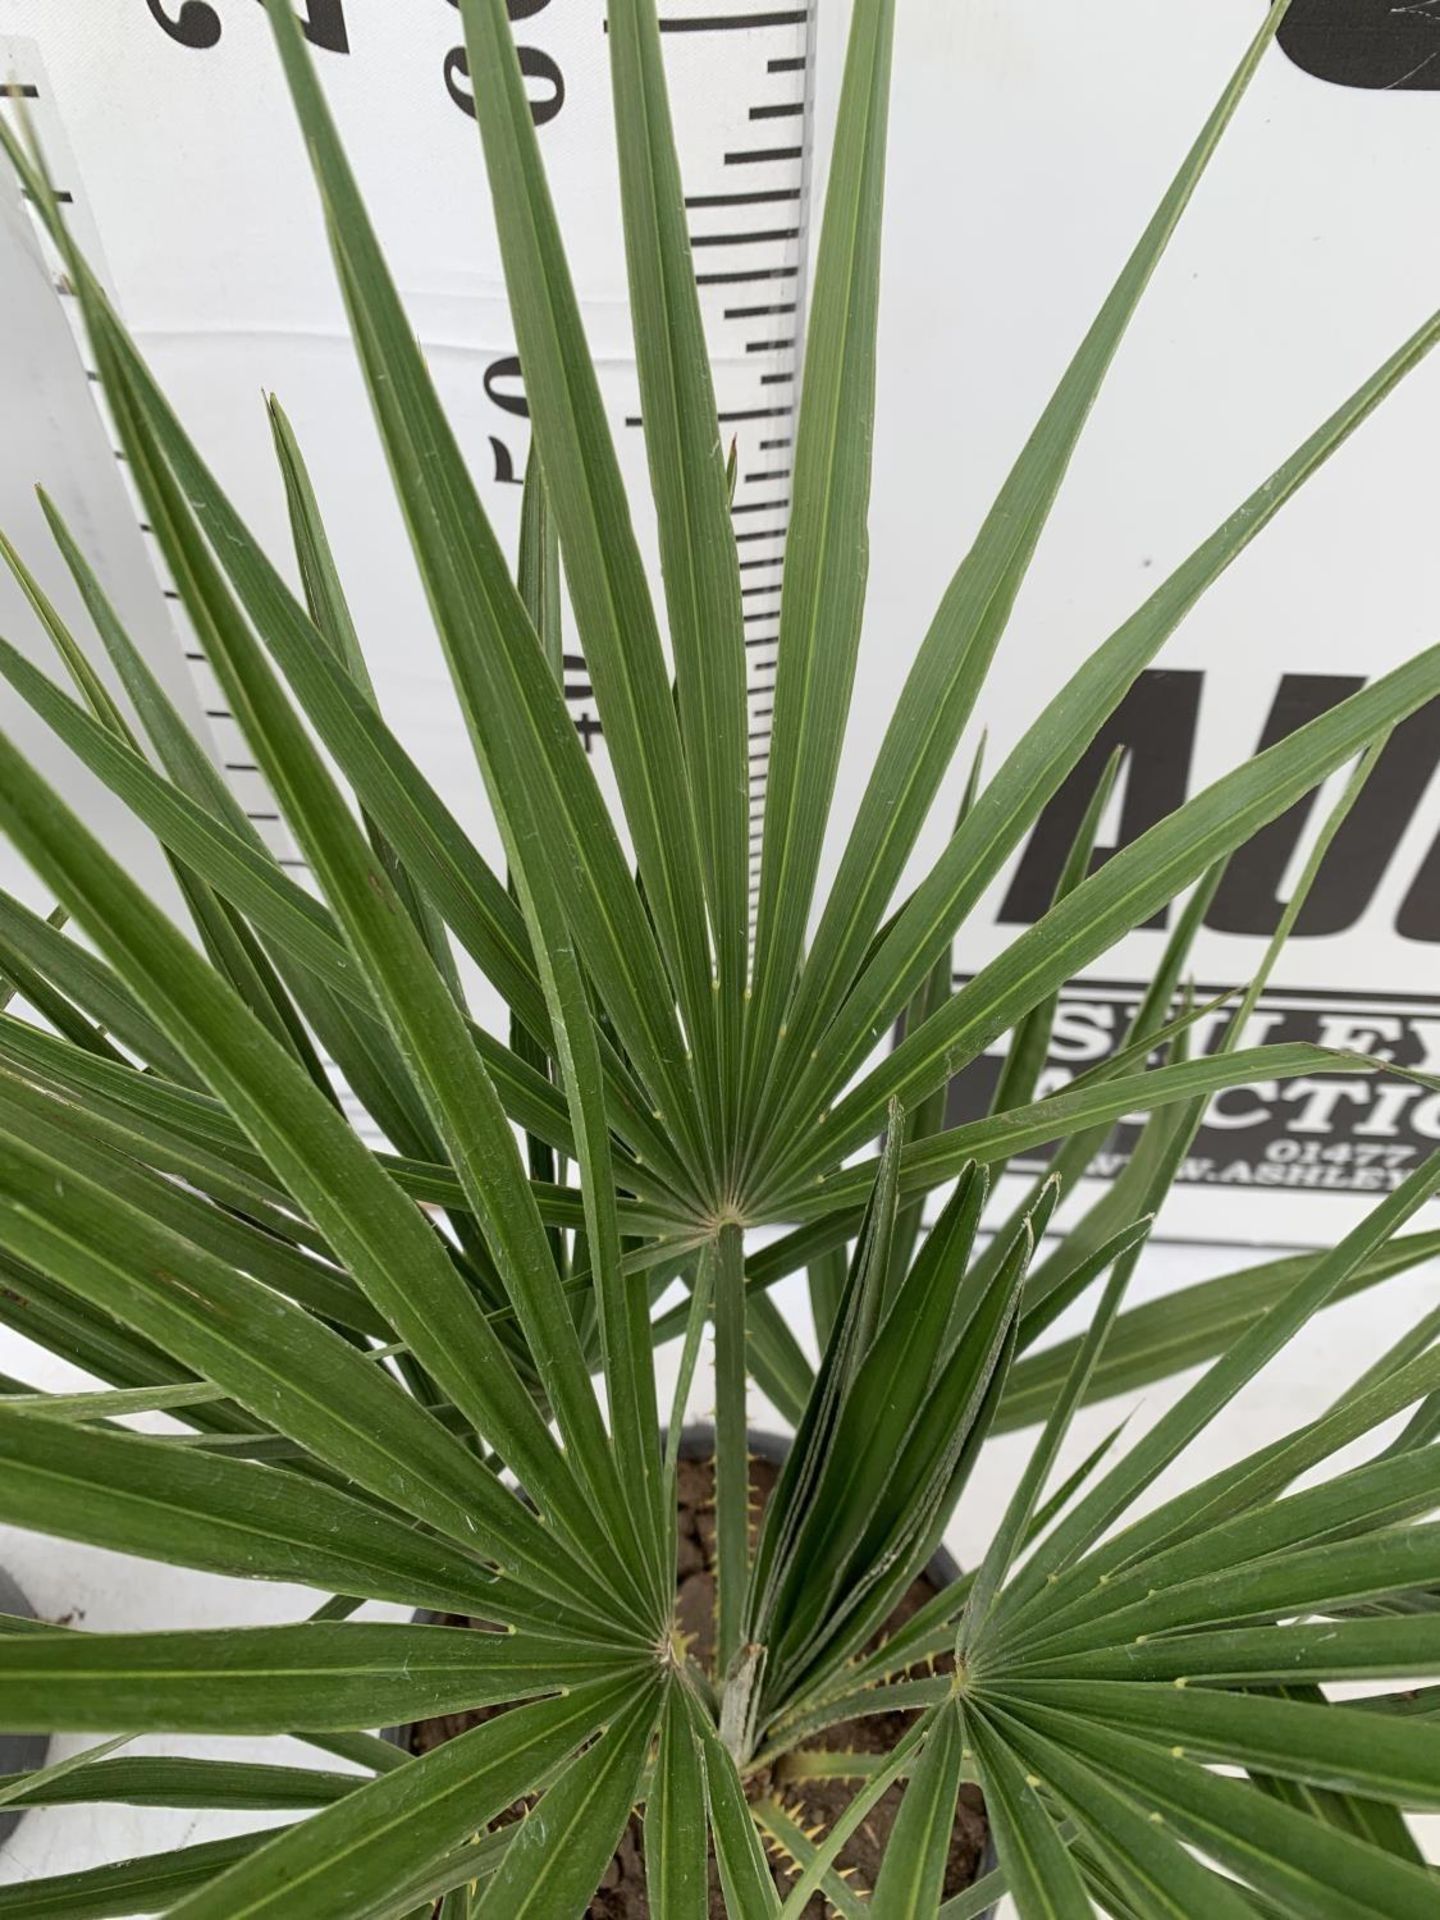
[147,1,349,55]
[443,42,565,126]
[443,0,565,126]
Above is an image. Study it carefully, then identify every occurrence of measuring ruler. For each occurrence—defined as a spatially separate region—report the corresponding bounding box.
[0,1,820,927]
[623,6,816,905]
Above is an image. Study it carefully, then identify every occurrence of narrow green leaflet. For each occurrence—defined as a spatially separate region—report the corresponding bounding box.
[165,1673,642,1920]
[1003,1680,1440,1808]
[0,1755,362,1810]
[0,1623,629,1734]
[714,1222,750,1674]
[0,1380,224,1420]
[457,0,719,1166]
[988,748,1125,1130]
[745,0,895,1117]
[1006,1701,1440,1920]
[0,1833,272,1919]
[0,1102,618,1610]
[488,458,672,1598]
[887,746,987,1297]
[691,1700,782,1919]
[265,398,464,998]
[0,1401,518,1615]
[962,1216,1150,1648]
[0,882,185,1077]
[962,1711,1092,1920]
[760,1042,1371,1219]
[471,1683,660,1918]
[0,1734,132,1815]
[995,1231,1440,1433]
[646,1685,708,1920]
[1020,1615,1440,1686]
[774,1709,936,1918]
[805,1243,848,1356]
[994,1147,1440,1628]
[938,1864,1011,1920]
[985,1704,1254,1920]
[299,1730,411,1777]
[607,0,750,1092]
[868,1698,966,1919]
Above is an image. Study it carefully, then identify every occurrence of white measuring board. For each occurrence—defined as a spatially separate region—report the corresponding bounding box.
[5,2,1440,1243]
[0,1,815,906]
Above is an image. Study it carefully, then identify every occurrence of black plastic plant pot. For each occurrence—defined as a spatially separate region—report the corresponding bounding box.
[385,1426,995,1913]
[0,1565,50,1846]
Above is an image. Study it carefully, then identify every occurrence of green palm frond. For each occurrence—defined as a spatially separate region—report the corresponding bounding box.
[0,0,1436,1912]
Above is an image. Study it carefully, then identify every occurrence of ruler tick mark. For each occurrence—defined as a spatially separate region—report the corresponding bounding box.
[718,404,794,422]
[658,10,807,30]
[726,145,804,166]
[696,266,799,286]
[690,227,800,247]
[686,188,800,209]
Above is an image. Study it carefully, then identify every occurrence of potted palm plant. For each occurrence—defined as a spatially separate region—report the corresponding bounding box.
[0,0,1438,1910]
